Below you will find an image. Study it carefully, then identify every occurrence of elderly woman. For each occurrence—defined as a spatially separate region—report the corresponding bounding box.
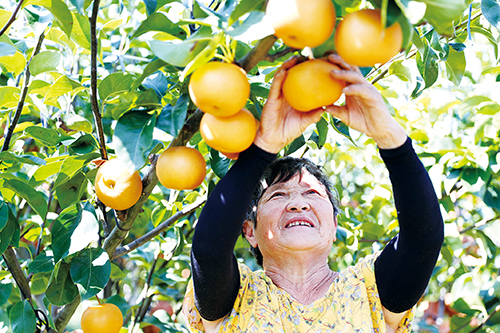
[183,54,444,332]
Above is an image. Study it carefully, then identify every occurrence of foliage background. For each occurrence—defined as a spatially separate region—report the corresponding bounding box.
[0,0,499,332]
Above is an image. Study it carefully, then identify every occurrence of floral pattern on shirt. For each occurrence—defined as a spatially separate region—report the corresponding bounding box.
[183,253,414,333]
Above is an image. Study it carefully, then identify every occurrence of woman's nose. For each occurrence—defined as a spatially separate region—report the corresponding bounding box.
[286,195,310,211]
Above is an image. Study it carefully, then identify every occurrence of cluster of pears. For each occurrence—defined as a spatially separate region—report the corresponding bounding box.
[266,0,403,111]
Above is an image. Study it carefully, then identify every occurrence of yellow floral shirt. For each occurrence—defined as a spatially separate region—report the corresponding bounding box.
[183,253,414,332]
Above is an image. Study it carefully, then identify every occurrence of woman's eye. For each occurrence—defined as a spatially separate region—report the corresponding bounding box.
[305,190,318,195]
[270,192,284,199]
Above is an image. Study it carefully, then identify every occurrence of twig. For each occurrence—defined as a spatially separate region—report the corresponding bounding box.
[0,0,25,37]
[133,254,160,328]
[112,197,206,259]
[89,0,108,160]
[2,31,45,152]
[459,214,500,234]
[469,304,500,333]
[264,47,296,62]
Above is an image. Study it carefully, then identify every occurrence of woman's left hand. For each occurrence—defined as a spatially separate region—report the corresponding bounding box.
[254,56,324,154]
[324,54,407,149]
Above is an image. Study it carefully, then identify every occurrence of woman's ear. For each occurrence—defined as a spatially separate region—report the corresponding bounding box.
[242,220,258,248]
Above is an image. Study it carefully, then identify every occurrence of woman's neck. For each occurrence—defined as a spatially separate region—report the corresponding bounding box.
[263,257,338,305]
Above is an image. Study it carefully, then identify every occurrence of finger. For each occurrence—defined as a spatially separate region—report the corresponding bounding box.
[279,55,301,71]
[324,105,349,124]
[331,69,366,85]
[268,69,288,100]
[327,53,362,74]
[301,108,324,126]
[342,83,380,101]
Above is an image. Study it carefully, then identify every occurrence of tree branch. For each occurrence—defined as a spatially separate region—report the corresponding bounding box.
[459,214,500,234]
[0,0,25,37]
[48,294,81,333]
[2,31,45,152]
[112,197,206,259]
[469,304,500,333]
[89,0,107,160]
[2,246,32,303]
[237,35,277,72]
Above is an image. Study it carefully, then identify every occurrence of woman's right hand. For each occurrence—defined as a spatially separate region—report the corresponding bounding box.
[253,56,324,154]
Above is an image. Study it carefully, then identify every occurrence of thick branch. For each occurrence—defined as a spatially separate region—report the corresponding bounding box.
[2,246,32,302]
[2,31,45,152]
[0,0,25,37]
[237,35,277,72]
[89,0,107,160]
[113,197,206,259]
[48,294,81,333]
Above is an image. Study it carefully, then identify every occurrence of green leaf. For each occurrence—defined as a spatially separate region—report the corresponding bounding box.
[9,300,36,333]
[51,202,99,262]
[70,248,111,300]
[45,75,85,107]
[55,171,88,209]
[482,0,500,31]
[284,135,306,156]
[360,222,385,237]
[23,0,73,37]
[0,201,8,232]
[226,11,272,41]
[0,42,16,57]
[31,272,50,295]
[484,185,500,210]
[330,116,354,144]
[28,50,62,76]
[131,59,169,91]
[28,251,55,274]
[142,71,171,98]
[0,86,21,108]
[132,12,187,39]
[228,0,265,26]
[149,27,213,67]
[70,12,91,49]
[110,263,126,279]
[99,72,136,101]
[60,113,93,133]
[0,151,45,166]
[156,94,189,137]
[3,178,47,219]
[389,60,412,82]
[0,208,18,256]
[421,0,467,35]
[144,0,157,16]
[209,149,230,179]
[68,134,99,154]
[445,46,466,86]
[46,261,78,306]
[0,283,12,306]
[113,111,156,171]
[315,116,329,149]
[53,153,99,188]
[416,38,439,90]
[24,126,72,146]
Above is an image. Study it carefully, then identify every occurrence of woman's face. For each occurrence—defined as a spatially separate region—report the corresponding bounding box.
[245,169,337,261]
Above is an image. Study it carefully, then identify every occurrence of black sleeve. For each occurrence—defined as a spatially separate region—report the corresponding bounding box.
[375,137,444,313]
[191,144,276,321]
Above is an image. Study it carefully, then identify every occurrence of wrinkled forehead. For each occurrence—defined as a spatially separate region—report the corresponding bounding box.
[259,169,327,199]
